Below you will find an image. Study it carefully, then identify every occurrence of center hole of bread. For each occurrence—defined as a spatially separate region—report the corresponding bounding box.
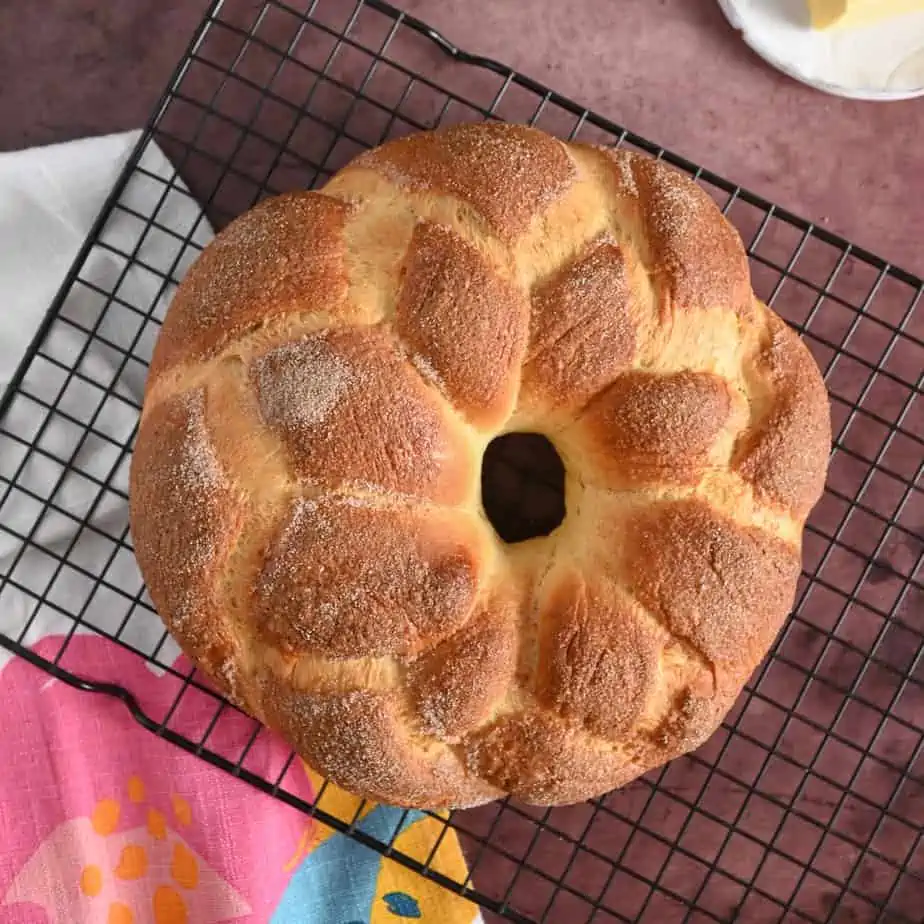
[481,432,566,544]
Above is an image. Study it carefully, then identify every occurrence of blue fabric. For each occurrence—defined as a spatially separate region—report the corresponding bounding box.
[270,806,422,923]
[382,891,422,917]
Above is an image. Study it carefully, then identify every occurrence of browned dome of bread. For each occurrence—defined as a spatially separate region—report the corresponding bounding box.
[129,123,831,808]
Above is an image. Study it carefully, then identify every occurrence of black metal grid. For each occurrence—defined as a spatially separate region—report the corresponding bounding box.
[1,1,922,921]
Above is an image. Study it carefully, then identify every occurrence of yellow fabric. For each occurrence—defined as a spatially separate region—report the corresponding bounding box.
[303,764,480,923]
[304,765,378,850]
[372,813,478,923]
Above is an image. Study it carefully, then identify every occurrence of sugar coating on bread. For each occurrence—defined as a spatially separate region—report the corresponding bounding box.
[130,123,830,808]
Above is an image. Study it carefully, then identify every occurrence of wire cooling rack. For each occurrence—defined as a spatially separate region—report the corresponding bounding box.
[1,1,922,921]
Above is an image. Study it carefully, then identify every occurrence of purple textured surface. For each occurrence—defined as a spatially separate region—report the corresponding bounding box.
[0,0,921,277]
[1,2,921,922]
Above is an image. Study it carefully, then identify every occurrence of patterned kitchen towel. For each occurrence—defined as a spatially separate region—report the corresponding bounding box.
[0,635,480,923]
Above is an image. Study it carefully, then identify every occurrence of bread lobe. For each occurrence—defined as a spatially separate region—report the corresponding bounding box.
[396,220,530,428]
[523,237,638,410]
[353,122,577,242]
[580,369,736,487]
[129,388,246,701]
[251,327,477,505]
[254,497,485,660]
[147,192,356,387]
[736,315,832,516]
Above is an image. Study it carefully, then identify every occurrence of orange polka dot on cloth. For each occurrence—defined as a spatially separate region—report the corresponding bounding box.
[114,844,147,880]
[153,885,188,924]
[91,798,120,835]
[79,863,102,897]
[147,807,167,840]
[127,776,146,804]
[171,842,199,889]
[108,901,134,924]
[171,794,192,827]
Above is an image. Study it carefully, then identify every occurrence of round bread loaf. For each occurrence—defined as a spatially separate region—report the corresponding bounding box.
[129,123,830,808]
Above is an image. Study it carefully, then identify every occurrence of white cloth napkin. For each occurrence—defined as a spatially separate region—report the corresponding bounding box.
[0,131,210,670]
[0,133,138,386]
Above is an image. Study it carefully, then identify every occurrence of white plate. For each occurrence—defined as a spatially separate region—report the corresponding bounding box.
[718,0,924,101]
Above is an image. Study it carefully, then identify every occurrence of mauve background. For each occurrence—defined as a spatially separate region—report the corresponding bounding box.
[0,0,921,276]
[1,2,921,922]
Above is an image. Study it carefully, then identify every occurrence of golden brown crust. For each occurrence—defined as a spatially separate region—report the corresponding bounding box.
[410,606,517,740]
[622,499,802,681]
[522,237,637,410]
[254,497,485,659]
[580,370,736,486]
[250,327,476,505]
[131,124,831,809]
[147,192,357,386]
[259,681,500,808]
[395,221,530,428]
[464,710,649,804]
[736,314,831,517]
[353,122,577,242]
[653,688,737,762]
[128,389,246,701]
[536,571,666,738]
[609,149,753,320]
